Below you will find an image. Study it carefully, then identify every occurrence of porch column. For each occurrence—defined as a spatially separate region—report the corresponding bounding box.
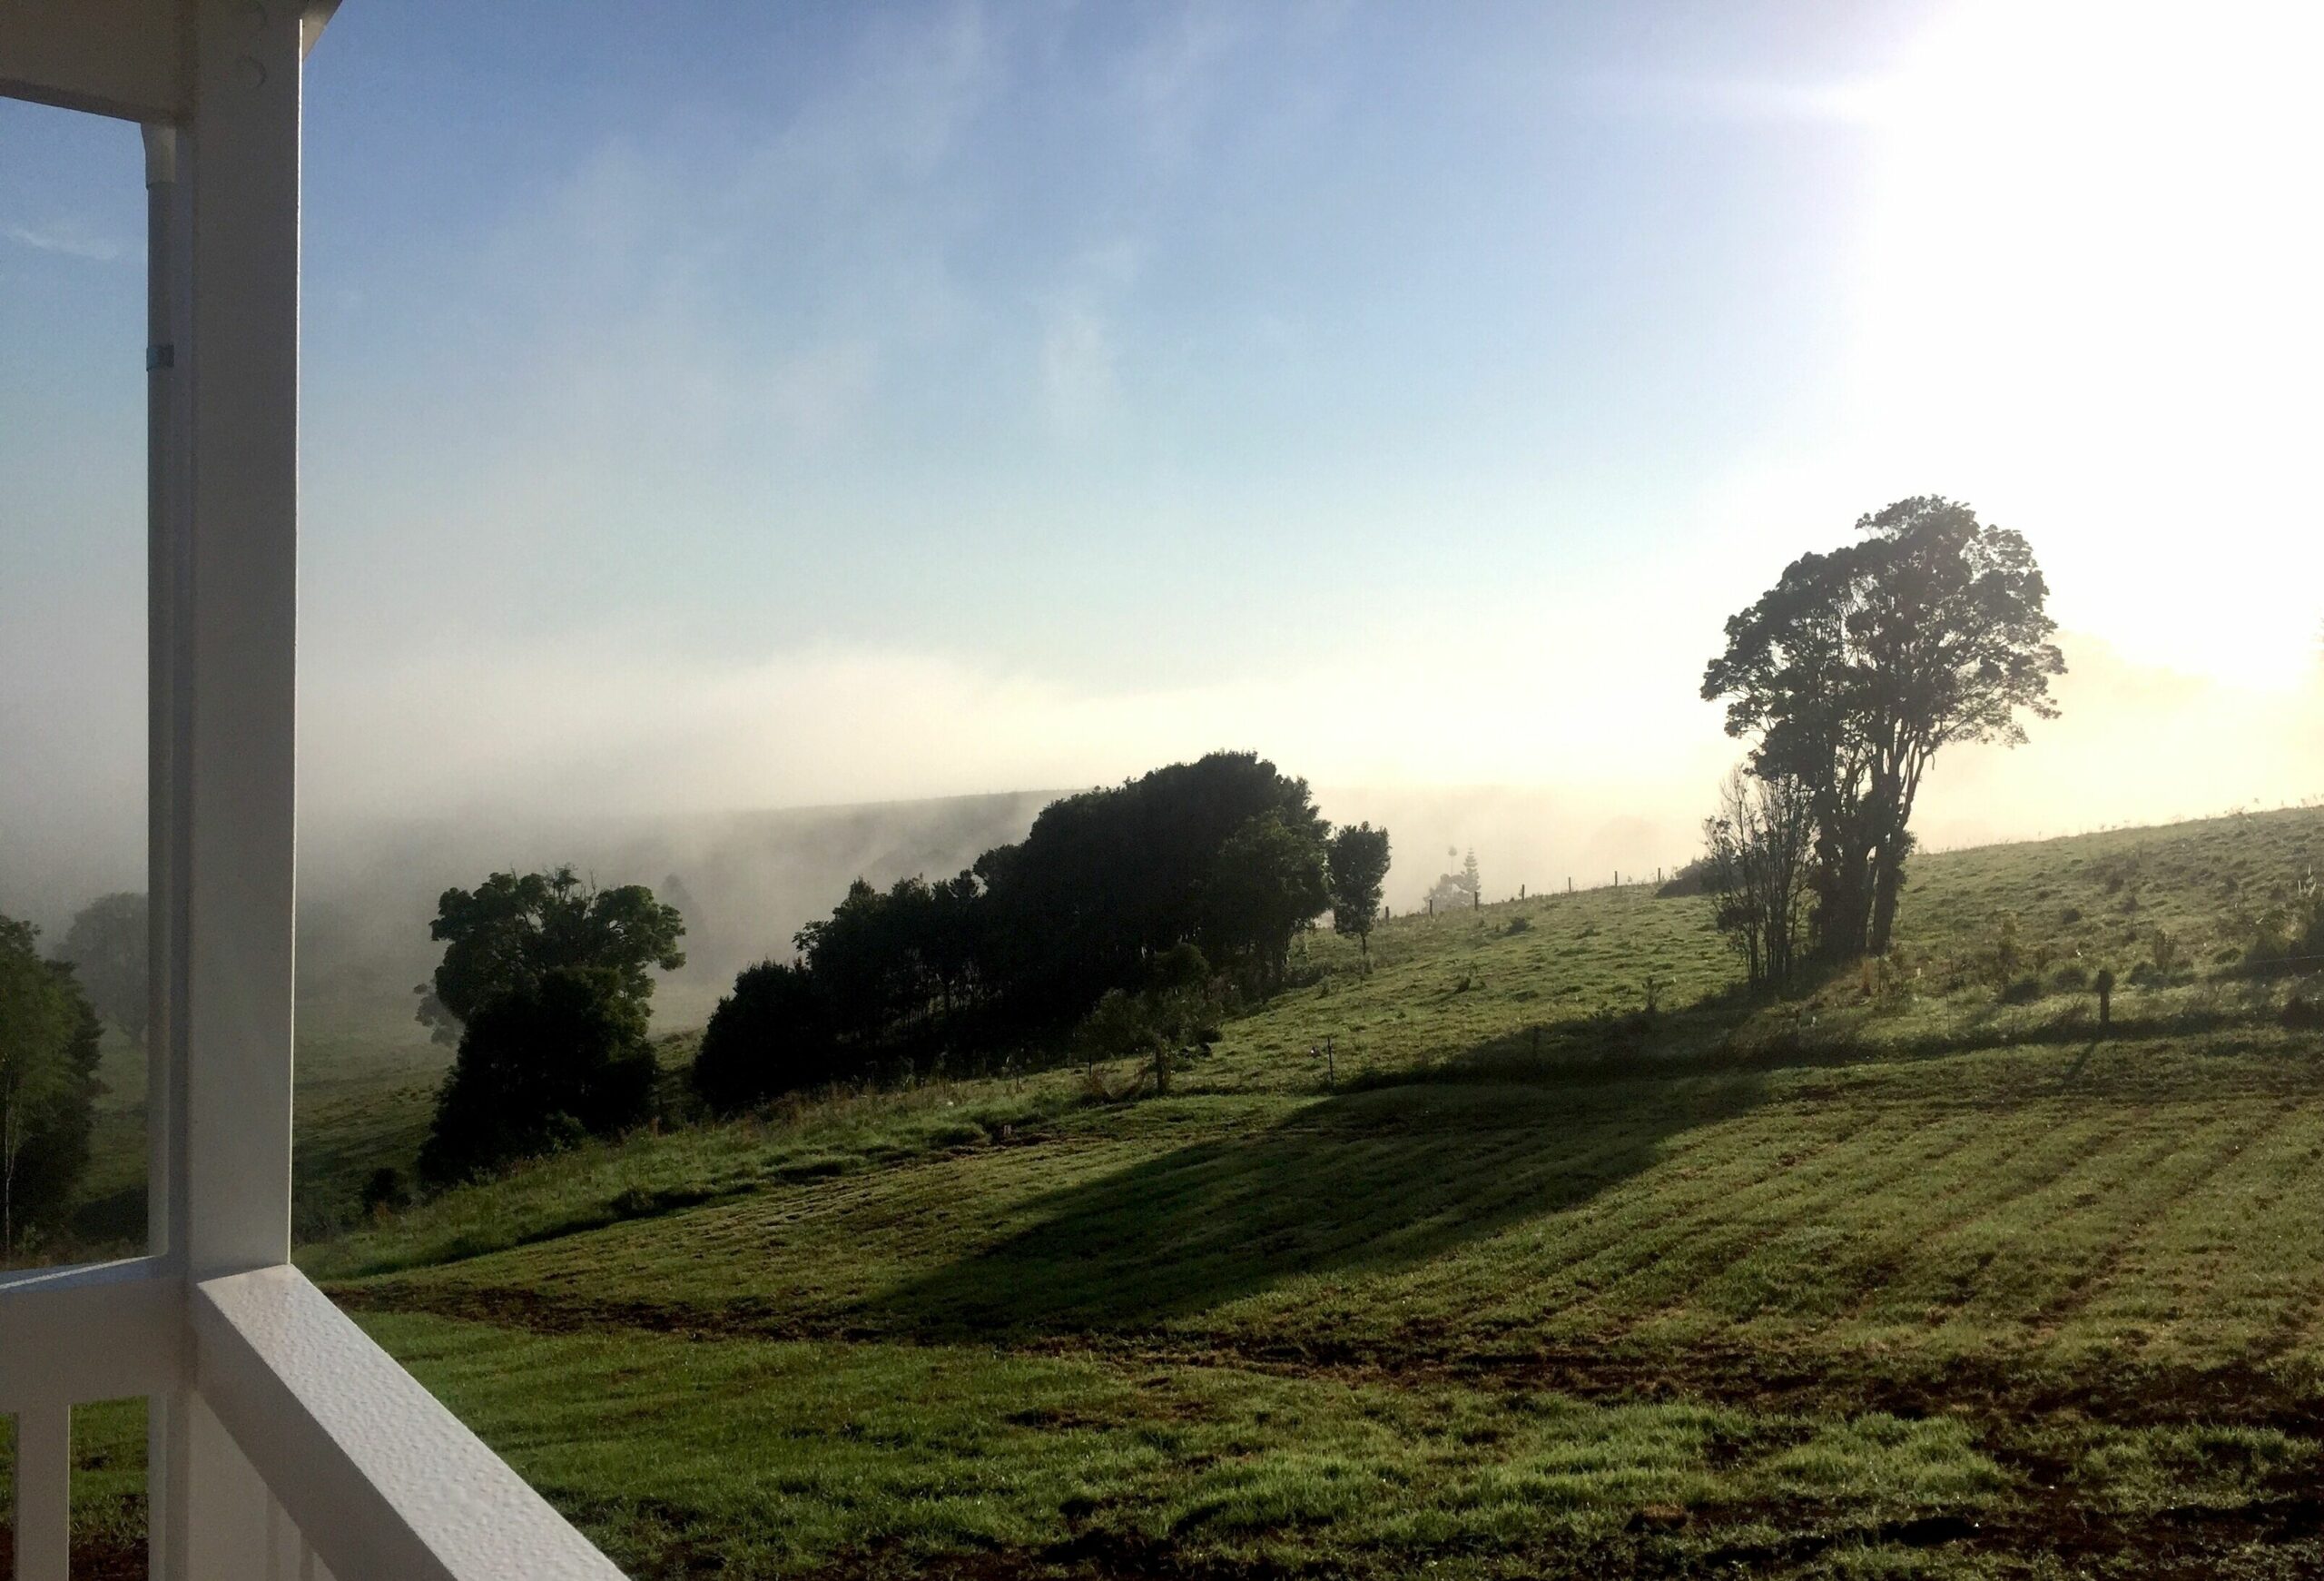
[153,0,306,1575]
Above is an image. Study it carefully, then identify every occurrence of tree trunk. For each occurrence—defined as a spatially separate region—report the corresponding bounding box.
[1868,845,1906,954]
[1814,850,1871,965]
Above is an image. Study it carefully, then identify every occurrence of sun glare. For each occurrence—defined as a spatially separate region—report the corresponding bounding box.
[1844,0,2324,687]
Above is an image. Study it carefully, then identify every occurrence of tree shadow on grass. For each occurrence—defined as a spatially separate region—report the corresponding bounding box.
[861,1071,1768,1341]
[1406,973,2299,1097]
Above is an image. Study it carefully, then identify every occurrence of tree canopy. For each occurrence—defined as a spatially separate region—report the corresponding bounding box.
[54,891,147,1044]
[1326,824,1393,963]
[692,961,842,1114]
[416,868,684,1180]
[975,751,1334,1012]
[692,752,1374,1107]
[419,866,686,1042]
[1203,810,1330,993]
[419,965,659,1183]
[1703,496,2063,957]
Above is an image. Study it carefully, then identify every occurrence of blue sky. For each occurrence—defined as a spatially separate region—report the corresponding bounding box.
[5,0,2321,889]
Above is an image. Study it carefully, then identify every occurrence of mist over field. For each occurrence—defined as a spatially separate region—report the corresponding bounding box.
[13,5,2324,1571]
[4,625,2317,1045]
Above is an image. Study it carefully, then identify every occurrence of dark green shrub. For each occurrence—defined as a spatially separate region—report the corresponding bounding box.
[359,1167,409,1214]
[419,966,658,1184]
[692,961,845,1115]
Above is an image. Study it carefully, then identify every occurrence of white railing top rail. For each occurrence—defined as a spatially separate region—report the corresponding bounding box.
[0,1257,183,1414]
[3,1257,184,1580]
[193,1265,625,1581]
[2,1258,625,1581]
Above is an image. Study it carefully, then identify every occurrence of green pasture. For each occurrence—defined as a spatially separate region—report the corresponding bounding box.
[20,805,2324,1576]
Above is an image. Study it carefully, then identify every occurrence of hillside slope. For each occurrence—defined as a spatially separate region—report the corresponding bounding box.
[26,806,2324,1577]
[321,807,2324,1576]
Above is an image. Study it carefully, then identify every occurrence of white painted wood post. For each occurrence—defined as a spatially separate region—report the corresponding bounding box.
[157,0,306,1575]
[178,0,301,1281]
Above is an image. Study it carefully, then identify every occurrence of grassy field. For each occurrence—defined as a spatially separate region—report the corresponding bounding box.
[16,806,2324,1576]
[57,991,455,1253]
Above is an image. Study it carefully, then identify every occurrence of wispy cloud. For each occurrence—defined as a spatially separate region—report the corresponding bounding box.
[1115,2,1248,167]
[448,2,1001,467]
[6,220,121,262]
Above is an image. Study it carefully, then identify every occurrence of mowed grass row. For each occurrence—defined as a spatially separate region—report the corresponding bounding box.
[340,1034,2324,1424]
[298,805,2324,1287]
[251,805,2324,1576]
[349,1310,2320,1580]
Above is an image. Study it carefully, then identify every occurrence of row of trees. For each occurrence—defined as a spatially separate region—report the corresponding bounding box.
[694,753,1392,1115]
[1699,496,2064,987]
[407,753,1391,1180]
[413,489,2072,1172]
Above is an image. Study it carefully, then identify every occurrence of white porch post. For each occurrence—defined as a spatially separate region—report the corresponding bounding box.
[155,0,305,1574]
[176,0,301,1283]
[7,12,626,1580]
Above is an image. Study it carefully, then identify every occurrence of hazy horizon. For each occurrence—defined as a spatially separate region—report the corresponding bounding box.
[6,0,2321,962]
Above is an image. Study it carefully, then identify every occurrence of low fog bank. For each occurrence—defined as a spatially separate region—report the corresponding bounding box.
[292,791,1059,1033]
[4,630,2317,1041]
[0,790,1056,1040]
[1910,637,2324,853]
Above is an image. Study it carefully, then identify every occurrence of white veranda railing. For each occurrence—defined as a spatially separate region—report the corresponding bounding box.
[3,5,636,1573]
[1,1256,625,1581]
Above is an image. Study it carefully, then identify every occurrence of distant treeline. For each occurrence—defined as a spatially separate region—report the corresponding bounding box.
[402,751,1389,1183]
[694,751,1391,1113]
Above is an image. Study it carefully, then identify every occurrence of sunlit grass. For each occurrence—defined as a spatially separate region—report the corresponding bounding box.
[231,805,2324,1573]
[362,1311,2025,1578]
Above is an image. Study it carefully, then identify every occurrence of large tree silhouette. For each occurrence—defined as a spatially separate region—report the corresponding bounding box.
[1704,497,2063,958]
[418,866,684,1042]
[1326,824,1393,966]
